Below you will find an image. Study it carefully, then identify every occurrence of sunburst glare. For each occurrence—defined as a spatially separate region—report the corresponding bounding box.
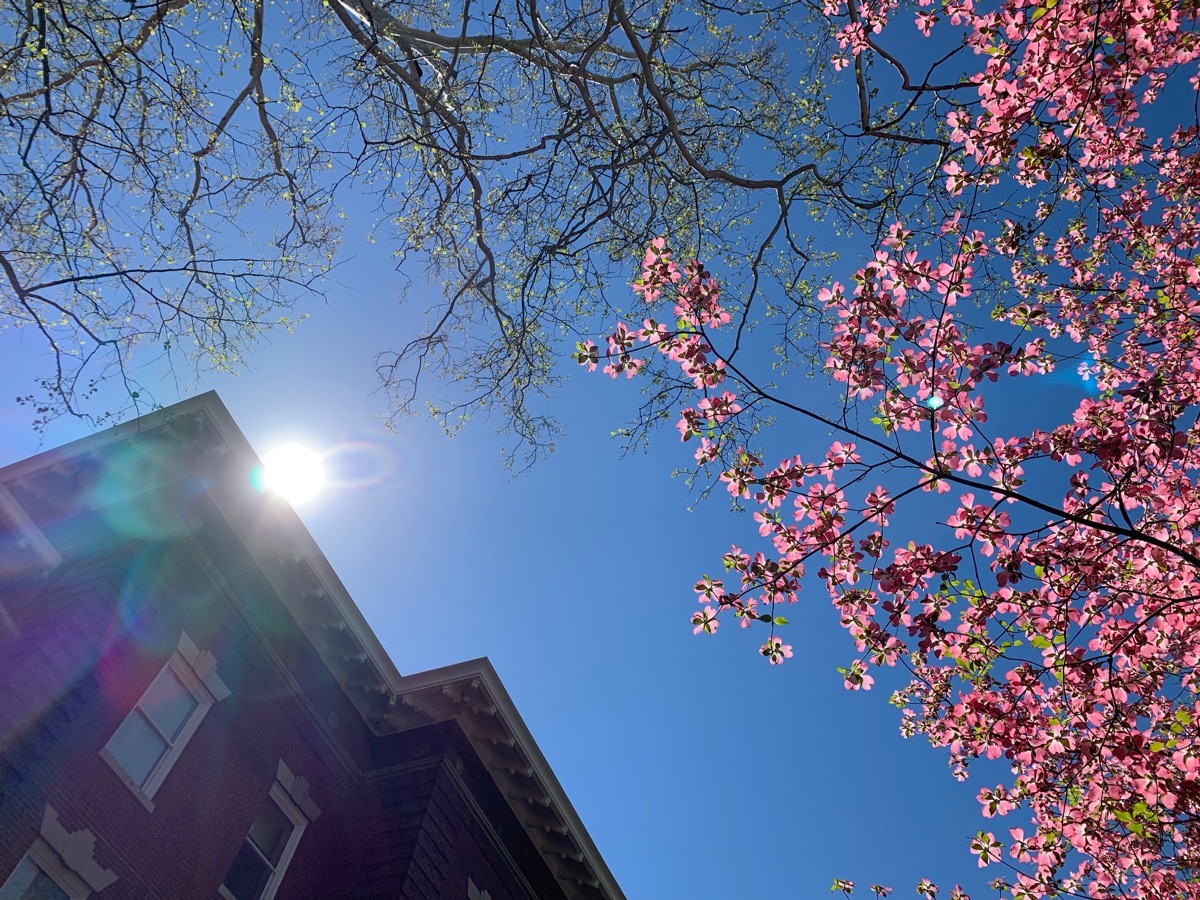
[257,444,327,504]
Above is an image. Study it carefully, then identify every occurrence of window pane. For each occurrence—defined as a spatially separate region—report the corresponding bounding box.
[141,666,199,741]
[248,798,293,866]
[221,841,273,900]
[0,857,70,900]
[106,708,169,786]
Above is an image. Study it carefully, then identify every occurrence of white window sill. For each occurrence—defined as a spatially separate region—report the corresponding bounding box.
[98,747,155,813]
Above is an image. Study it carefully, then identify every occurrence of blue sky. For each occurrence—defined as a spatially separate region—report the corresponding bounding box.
[0,1,1094,891]
[0,218,1015,897]
[8,0,1196,889]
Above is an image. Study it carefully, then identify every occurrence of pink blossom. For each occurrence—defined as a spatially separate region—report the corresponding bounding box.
[760,636,793,665]
[691,607,719,635]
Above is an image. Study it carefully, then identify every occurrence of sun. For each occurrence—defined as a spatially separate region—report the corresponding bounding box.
[260,444,327,504]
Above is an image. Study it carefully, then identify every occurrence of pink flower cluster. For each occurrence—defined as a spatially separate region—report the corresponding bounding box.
[582,0,1200,892]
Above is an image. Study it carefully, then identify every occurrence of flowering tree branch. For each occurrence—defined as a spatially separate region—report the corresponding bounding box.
[583,0,1200,893]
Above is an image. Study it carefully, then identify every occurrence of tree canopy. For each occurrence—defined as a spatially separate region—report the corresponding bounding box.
[1,0,959,451]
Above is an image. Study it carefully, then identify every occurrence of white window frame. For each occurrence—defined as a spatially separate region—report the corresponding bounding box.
[1,806,118,899]
[0,841,88,900]
[100,632,228,810]
[217,783,308,900]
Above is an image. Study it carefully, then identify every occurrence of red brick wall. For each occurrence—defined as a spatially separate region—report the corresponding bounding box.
[316,722,567,900]
[0,543,356,899]
[0,524,573,900]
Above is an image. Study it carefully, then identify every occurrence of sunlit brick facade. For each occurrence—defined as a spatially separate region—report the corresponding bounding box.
[0,393,621,900]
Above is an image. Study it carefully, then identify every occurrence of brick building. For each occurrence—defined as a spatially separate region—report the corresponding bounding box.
[0,393,622,900]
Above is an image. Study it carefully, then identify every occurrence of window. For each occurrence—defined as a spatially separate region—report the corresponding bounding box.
[218,784,307,900]
[101,632,228,807]
[105,660,200,788]
[0,806,117,900]
[0,856,72,900]
[217,763,319,900]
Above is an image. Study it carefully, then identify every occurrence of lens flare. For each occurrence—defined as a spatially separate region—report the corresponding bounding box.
[323,440,397,491]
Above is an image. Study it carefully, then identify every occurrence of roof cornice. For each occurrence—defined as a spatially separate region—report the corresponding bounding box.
[389,659,625,900]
